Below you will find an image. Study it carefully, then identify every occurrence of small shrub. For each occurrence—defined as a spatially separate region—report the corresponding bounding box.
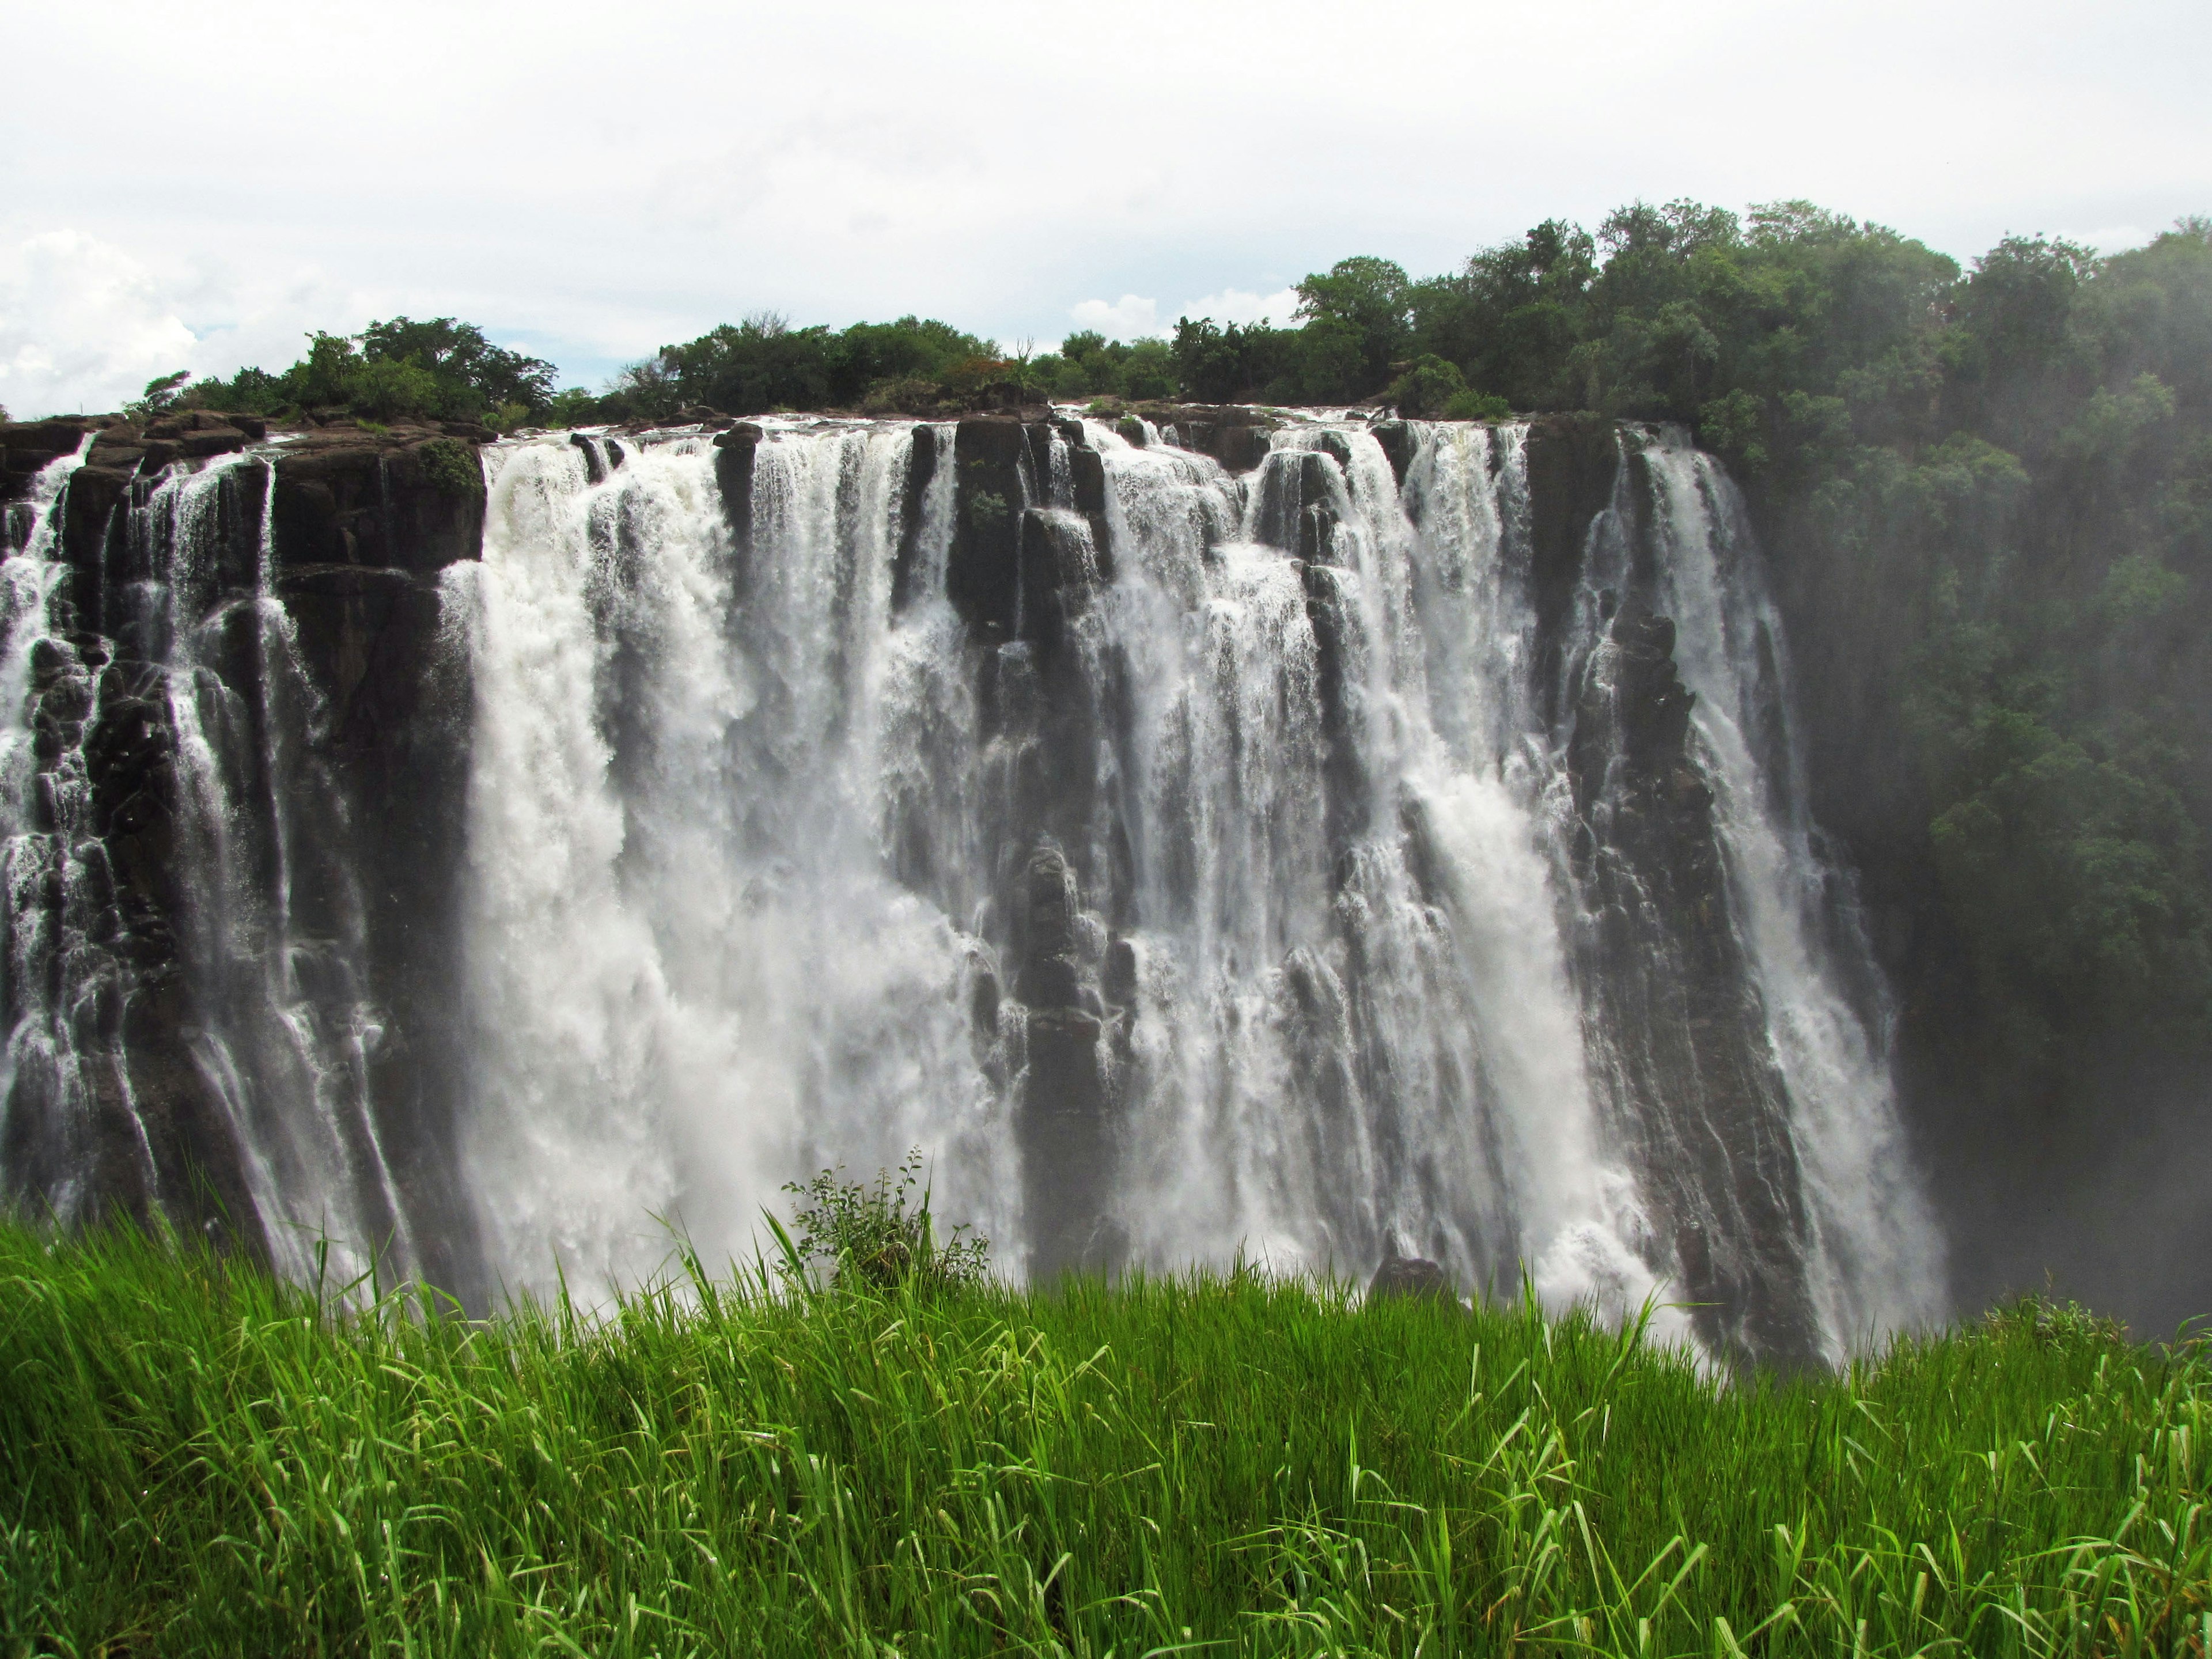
[1984,1291,2130,1347]
[416,437,481,497]
[778,1147,988,1293]
[859,376,951,416]
[966,488,1009,532]
[347,357,445,422]
[1386,354,1467,416]
[124,371,192,422]
[1442,389,1512,421]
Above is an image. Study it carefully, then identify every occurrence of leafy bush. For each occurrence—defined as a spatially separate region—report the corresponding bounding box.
[1442,389,1511,420]
[169,319,560,427]
[124,370,191,422]
[415,438,481,497]
[1385,353,1468,416]
[1,1221,2203,1654]
[776,1147,988,1293]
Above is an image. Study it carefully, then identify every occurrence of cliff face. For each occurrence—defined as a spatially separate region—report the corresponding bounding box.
[0,414,485,1295]
[2,408,1883,1362]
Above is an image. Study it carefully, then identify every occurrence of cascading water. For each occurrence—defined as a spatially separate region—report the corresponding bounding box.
[441,412,1937,1362]
[0,442,415,1287]
[0,408,1941,1364]
[453,428,1017,1289]
[1638,440,1941,1347]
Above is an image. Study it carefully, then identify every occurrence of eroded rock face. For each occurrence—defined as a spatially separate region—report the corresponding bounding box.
[1368,1251,1459,1304]
[5,407,1862,1362]
[1,418,487,1293]
[1012,841,1118,1279]
[1567,599,1823,1370]
[918,413,1838,1360]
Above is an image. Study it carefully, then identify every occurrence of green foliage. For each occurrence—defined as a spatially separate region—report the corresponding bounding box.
[778,1148,988,1293]
[1271,201,2211,1067]
[965,488,1008,532]
[1385,353,1468,417]
[1,1222,2206,1655]
[1296,255,1415,389]
[1442,388,1511,421]
[180,318,560,426]
[123,370,191,422]
[360,316,557,415]
[415,437,482,498]
[543,385,604,427]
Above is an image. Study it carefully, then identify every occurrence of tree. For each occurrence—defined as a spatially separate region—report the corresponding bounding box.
[1295,256,1414,393]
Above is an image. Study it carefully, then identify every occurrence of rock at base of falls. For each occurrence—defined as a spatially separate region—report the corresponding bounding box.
[1368,1252,1460,1306]
[1013,840,1119,1279]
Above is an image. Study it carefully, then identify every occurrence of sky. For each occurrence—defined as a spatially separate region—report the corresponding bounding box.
[3,0,2208,418]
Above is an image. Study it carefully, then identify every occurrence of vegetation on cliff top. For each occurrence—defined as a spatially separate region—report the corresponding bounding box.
[2,1218,2205,1657]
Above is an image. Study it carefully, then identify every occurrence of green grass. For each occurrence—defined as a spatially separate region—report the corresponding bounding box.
[0,1225,2205,1657]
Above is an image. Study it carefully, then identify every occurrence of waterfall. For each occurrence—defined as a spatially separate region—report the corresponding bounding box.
[454,427,1016,1289]
[0,444,416,1287]
[1640,436,1943,1347]
[0,411,1941,1362]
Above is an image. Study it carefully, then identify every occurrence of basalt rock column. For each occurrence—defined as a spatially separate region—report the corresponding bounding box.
[0,418,486,1293]
[1012,839,1117,1277]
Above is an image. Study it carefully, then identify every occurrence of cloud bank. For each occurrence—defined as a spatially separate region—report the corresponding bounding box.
[3,0,2208,415]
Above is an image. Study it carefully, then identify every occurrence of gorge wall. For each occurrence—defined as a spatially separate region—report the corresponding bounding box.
[0,406,1940,1365]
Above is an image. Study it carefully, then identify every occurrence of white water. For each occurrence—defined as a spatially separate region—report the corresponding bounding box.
[456,429,1016,1289]
[1,416,1940,1359]
[460,416,1957,1355]
[1642,438,1944,1344]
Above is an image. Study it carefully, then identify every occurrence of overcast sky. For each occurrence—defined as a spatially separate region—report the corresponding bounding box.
[4,0,2207,418]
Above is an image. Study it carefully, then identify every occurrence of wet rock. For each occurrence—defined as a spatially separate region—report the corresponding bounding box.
[1524,414,1623,722]
[1103,937,1138,1006]
[1371,420,1416,484]
[1368,1251,1459,1304]
[890,424,941,613]
[1,418,93,499]
[269,428,484,573]
[1070,443,1108,516]
[949,416,1054,637]
[711,422,764,596]
[1218,425,1274,473]
[1565,595,1824,1370]
[1012,840,1119,1277]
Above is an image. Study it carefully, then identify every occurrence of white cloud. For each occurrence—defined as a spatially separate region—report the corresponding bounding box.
[1068,294,1165,340]
[2,0,2207,414]
[2066,225,2155,253]
[1178,287,1304,329]
[0,228,393,418]
[0,231,195,416]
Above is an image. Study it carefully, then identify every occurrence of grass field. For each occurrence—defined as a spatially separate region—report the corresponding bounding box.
[1,1224,2205,1657]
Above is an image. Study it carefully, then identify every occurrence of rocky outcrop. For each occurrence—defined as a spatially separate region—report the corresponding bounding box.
[947,416,1046,636]
[1,417,94,499]
[1122,403,1281,473]
[1566,599,1823,1369]
[1368,1248,1459,1305]
[1012,840,1118,1279]
[1525,414,1629,725]
[2,416,488,1291]
[269,425,484,572]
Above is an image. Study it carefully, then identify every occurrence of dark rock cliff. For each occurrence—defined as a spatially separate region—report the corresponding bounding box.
[1,415,485,1292]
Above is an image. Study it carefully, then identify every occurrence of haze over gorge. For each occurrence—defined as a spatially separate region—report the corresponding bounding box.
[2,206,2207,1364]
